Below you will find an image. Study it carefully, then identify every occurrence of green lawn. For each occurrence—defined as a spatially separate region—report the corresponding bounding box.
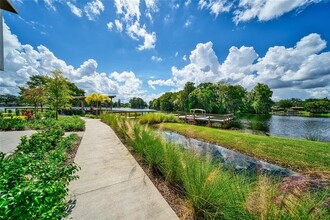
[159,123,330,174]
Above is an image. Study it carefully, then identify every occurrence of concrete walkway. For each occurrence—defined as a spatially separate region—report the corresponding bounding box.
[67,118,178,220]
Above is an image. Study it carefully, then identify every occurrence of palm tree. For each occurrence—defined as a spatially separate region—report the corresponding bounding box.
[85,93,110,115]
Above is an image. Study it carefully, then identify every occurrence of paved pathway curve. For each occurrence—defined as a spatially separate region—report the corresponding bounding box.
[67,118,178,220]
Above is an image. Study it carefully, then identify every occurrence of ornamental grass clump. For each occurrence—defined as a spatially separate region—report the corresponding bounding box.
[139,113,179,124]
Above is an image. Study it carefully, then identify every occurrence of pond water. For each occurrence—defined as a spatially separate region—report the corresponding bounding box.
[236,114,330,142]
[163,131,295,177]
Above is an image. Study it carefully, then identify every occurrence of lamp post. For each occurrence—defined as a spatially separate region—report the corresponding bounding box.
[0,0,18,71]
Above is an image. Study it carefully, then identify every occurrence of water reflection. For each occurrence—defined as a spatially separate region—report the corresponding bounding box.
[235,114,330,142]
[163,131,295,177]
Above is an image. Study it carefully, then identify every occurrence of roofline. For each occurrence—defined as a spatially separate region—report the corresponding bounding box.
[0,0,18,14]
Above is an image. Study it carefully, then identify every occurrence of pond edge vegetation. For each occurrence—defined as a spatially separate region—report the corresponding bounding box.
[101,113,330,220]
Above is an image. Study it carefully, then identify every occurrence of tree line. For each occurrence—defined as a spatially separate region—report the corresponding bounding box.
[276,98,330,113]
[149,82,274,114]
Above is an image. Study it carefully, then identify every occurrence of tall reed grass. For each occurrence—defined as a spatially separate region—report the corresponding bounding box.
[101,114,330,220]
[138,113,179,124]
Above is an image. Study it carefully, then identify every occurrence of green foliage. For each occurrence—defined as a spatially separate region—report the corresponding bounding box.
[101,114,329,219]
[0,116,85,131]
[129,97,147,109]
[45,110,56,119]
[0,128,79,219]
[27,116,85,131]
[304,98,330,113]
[46,70,72,120]
[62,109,84,116]
[150,81,273,114]
[15,109,20,116]
[0,118,25,131]
[248,83,274,114]
[0,94,21,106]
[84,114,99,119]
[139,113,179,124]
[19,75,48,113]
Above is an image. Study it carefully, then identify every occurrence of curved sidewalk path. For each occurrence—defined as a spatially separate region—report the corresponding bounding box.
[67,118,178,220]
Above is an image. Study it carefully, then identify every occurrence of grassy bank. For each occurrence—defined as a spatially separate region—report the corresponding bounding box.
[101,114,329,219]
[159,123,330,174]
[0,128,80,219]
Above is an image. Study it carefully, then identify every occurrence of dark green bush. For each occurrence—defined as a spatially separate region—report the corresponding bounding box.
[15,109,20,116]
[26,116,85,131]
[45,110,56,119]
[0,118,25,131]
[62,109,84,116]
[0,128,79,219]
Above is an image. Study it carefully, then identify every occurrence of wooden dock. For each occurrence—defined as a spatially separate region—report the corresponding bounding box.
[178,109,234,127]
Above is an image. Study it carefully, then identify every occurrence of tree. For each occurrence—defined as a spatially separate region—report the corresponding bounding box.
[0,94,21,106]
[67,81,85,107]
[129,97,147,109]
[304,98,330,113]
[182,82,196,111]
[277,99,293,109]
[248,83,273,114]
[221,84,247,113]
[46,70,72,120]
[159,92,176,112]
[26,75,48,88]
[19,75,48,111]
[85,93,110,115]
[188,83,219,113]
[21,87,46,113]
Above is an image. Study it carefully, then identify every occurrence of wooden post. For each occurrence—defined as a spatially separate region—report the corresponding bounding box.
[208,115,211,127]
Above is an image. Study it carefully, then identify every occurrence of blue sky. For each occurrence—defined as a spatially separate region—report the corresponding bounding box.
[2,0,330,101]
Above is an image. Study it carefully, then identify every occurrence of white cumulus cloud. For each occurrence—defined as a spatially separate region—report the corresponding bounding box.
[0,21,146,102]
[112,0,157,50]
[149,34,330,99]
[234,0,320,24]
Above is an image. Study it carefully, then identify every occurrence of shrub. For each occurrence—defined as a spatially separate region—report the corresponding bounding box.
[15,109,20,116]
[62,109,84,116]
[25,116,85,131]
[57,116,85,131]
[0,118,25,131]
[0,128,79,219]
[23,110,34,120]
[45,110,56,119]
